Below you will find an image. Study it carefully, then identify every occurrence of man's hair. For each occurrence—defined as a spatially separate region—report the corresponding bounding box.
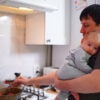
[80,4,100,25]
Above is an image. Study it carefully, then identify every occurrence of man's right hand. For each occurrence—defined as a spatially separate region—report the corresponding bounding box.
[13,76,29,87]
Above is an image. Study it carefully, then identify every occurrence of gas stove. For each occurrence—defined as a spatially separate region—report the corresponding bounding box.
[4,73,57,100]
[18,85,57,100]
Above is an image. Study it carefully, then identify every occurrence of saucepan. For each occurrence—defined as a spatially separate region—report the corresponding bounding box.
[0,87,22,100]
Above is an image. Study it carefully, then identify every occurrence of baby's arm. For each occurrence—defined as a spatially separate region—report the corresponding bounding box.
[57,47,92,80]
[57,63,85,80]
[74,49,92,73]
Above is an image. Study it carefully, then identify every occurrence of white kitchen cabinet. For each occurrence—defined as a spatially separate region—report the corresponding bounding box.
[25,13,45,45]
[27,0,58,11]
[25,0,70,45]
[1,0,58,12]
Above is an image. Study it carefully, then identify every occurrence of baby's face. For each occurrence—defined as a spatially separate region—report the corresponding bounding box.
[82,38,100,55]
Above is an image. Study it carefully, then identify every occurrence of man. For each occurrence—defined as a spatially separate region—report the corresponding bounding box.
[54,4,100,100]
[13,4,100,100]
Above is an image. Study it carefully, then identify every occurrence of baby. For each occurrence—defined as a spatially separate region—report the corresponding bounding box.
[56,31,100,100]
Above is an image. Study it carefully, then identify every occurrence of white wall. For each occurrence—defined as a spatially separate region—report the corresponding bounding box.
[70,0,86,49]
[0,13,47,86]
[52,45,69,68]
[70,0,97,48]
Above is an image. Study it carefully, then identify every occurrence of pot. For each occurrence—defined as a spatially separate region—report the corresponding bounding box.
[0,87,22,100]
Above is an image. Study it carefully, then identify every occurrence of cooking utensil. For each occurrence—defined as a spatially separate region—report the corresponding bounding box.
[0,73,22,100]
[4,72,21,88]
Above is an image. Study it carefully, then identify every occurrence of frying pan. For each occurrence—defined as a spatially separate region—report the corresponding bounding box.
[0,87,22,100]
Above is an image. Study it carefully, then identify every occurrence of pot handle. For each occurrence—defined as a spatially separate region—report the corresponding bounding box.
[14,73,21,78]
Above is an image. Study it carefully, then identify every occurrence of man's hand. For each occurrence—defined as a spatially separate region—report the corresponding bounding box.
[13,76,29,87]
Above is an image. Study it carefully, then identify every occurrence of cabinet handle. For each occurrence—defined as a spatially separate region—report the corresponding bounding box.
[46,39,51,43]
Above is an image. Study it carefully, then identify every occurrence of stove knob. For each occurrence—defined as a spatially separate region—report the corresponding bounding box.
[33,88,35,93]
[41,91,44,97]
[37,95,39,100]
[43,91,45,97]
[20,97,26,100]
[25,88,29,92]
[23,97,27,100]
[28,87,31,92]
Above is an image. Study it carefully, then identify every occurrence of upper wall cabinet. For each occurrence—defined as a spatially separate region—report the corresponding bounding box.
[0,0,58,12]
[25,0,70,45]
[27,0,59,11]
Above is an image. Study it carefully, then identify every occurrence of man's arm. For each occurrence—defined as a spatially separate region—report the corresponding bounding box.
[54,69,100,93]
[13,71,56,86]
[28,71,56,85]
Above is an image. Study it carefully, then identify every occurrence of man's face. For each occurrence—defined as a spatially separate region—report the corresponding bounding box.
[80,16,99,35]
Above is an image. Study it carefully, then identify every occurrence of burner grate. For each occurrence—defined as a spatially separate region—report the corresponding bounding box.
[19,86,47,100]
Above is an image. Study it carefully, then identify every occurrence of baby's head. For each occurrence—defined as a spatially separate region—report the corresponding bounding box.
[81,31,100,55]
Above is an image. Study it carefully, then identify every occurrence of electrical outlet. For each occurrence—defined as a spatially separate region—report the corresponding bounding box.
[33,64,40,77]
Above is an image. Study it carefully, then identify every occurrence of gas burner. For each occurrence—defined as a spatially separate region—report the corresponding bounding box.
[19,86,47,100]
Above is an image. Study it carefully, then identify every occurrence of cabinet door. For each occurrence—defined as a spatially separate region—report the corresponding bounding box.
[25,13,45,45]
[45,0,70,45]
[25,0,70,45]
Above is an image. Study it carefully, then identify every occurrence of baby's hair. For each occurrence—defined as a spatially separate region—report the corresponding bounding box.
[86,31,100,42]
[82,31,100,45]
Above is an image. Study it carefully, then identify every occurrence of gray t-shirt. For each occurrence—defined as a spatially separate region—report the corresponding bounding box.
[79,49,100,100]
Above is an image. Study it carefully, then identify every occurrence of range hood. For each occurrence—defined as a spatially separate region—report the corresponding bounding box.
[0,0,58,12]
